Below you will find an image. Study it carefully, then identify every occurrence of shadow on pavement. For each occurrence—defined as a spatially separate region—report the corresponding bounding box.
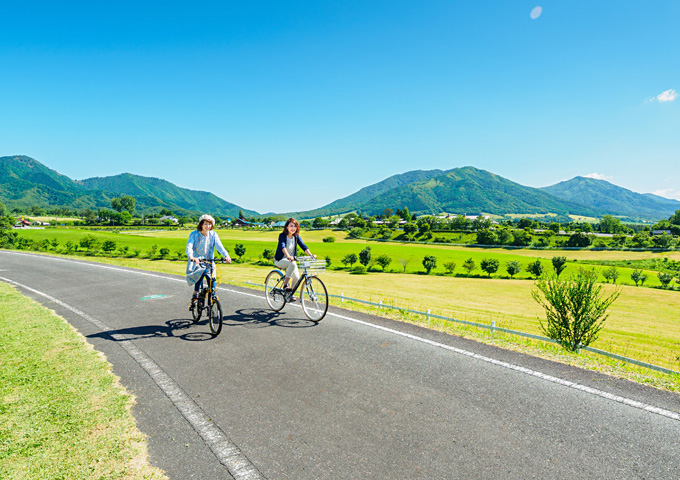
[223,308,319,329]
[87,318,216,342]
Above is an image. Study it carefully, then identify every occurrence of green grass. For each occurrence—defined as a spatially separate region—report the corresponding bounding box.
[0,282,167,480]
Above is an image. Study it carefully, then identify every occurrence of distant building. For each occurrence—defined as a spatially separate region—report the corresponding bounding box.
[652,230,672,235]
[159,215,179,224]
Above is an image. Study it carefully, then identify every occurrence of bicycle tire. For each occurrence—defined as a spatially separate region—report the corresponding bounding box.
[209,299,223,336]
[191,298,202,323]
[265,270,286,312]
[300,276,328,321]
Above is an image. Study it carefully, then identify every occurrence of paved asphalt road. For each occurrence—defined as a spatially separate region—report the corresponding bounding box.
[1,250,679,480]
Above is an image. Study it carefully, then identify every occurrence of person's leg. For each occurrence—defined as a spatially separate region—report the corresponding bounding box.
[275,258,294,288]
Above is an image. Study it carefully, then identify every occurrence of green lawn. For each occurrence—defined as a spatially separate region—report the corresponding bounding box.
[0,282,167,480]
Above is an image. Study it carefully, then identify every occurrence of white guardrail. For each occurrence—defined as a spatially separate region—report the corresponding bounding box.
[245,281,679,377]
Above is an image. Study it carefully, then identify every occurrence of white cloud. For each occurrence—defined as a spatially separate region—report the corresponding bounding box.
[530,6,542,19]
[648,89,678,103]
[652,189,680,201]
[584,172,613,181]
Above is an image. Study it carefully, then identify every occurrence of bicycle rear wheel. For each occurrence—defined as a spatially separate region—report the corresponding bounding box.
[209,299,223,336]
[191,297,202,323]
[265,270,286,311]
[300,276,328,321]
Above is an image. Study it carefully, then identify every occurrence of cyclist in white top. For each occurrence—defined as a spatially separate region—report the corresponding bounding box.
[186,214,231,302]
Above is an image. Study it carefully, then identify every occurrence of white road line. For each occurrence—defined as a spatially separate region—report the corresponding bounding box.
[0,274,266,480]
[2,250,679,423]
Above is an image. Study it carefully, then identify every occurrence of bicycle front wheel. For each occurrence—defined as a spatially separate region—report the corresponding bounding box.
[265,270,286,311]
[209,299,223,336]
[301,276,328,321]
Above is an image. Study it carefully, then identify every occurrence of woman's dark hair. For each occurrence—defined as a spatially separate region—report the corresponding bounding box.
[282,218,300,236]
[197,219,213,231]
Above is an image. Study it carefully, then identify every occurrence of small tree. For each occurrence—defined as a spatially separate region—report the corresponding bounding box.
[630,269,647,286]
[147,244,159,258]
[422,255,437,274]
[480,258,499,277]
[262,248,274,261]
[398,258,411,273]
[403,222,417,237]
[462,258,477,276]
[101,240,117,254]
[375,254,392,271]
[325,255,332,267]
[443,261,456,275]
[532,270,621,352]
[552,256,567,277]
[159,247,170,258]
[602,266,619,284]
[658,271,674,289]
[341,253,357,268]
[527,259,543,279]
[348,227,364,239]
[234,243,246,260]
[359,246,372,267]
[505,260,521,278]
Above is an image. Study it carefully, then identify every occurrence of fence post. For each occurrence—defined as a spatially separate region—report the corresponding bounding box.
[379,300,383,308]
[427,309,431,322]
[491,320,496,335]
[341,293,344,303]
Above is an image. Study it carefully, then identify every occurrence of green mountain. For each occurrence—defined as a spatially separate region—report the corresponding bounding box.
[0,155,257,217]
[293,166,601,220]
[0,155,110,210]
[271,169,448,218]
[79,173,258,218]
[541,177,680,221]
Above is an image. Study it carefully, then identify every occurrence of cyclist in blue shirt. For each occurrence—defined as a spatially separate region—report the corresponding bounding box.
[186,214,231,303]
[274,218,315,298]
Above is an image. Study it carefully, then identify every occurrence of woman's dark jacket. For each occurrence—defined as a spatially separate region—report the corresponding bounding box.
[274,232,309,261]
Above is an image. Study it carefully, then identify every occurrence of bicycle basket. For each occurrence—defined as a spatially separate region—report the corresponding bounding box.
[298,256,326,274]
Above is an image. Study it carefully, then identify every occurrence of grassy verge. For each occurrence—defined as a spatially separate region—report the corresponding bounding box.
[0,282,167,480]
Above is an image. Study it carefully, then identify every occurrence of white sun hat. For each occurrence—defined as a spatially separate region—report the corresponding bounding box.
[198,214,215,225]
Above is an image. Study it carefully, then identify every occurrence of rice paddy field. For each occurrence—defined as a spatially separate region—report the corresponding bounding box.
[10,227,680,379]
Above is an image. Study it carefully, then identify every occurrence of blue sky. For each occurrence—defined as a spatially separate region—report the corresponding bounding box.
[2,1,679,213]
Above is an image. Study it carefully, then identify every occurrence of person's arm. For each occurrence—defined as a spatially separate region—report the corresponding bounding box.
[297,236,316,259]
[213,232,232,263]
[186,231,200,264]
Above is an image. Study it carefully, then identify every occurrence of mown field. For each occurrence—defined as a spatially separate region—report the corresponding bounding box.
[10,227,680,379]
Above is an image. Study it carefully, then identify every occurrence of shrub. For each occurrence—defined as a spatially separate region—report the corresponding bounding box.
[262,248,274,261]
[532,269,621,352]
[505,260,522,278]
[552,256,567,277]
[351,264,367,274]
[322,236,335,243]
[443,261,456,275]
[341,253,357,268]
[101,240,117,254]
[462,258,476,276]
[480,258,499,277]
[630,269,647,286]
[325,255,332,267]
[234,243,246,260]
[147,244,159,258]
[422,255,437,274]
[658,271,674,289]
[602,266,619,284]
[375,254,392,271]
[359,247,372,267]
[527,259,543,279]
[159,247,170,258]
[348,228,364,239]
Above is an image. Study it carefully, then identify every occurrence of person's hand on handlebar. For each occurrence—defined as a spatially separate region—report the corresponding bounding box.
[220,256,232,264]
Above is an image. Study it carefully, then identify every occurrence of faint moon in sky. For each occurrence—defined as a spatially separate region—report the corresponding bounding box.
[530,6,543,19]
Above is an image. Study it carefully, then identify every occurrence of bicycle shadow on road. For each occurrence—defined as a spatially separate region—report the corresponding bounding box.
[223,308,319,329]
[87,318,217,343]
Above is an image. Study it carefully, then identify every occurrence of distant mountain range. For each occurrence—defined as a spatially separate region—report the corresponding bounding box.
[0,156,256,218]
[2,155,679,222]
